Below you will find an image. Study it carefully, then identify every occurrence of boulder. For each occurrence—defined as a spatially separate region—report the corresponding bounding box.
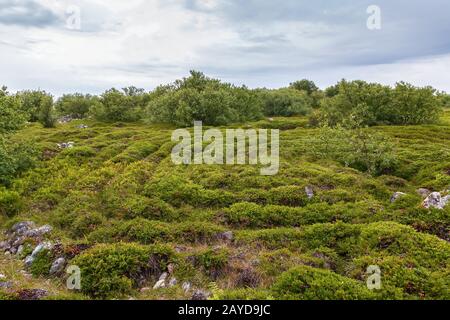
[422,192,449,210]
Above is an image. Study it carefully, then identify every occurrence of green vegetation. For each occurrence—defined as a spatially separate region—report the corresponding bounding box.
[0,73,449,300]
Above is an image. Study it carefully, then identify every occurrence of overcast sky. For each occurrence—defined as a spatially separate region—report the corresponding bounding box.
[1,0,449,95]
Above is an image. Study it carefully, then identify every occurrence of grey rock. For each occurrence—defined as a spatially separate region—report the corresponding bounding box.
[0,273,6,280]
[191,289,210,301]
[16,245,24,256]
[10,221,35,234]
[0,281,12,289]
[168,277,178,287]
[390,192,406,203]
[219,231,234,242]
[49,257,66,276]
[423,192,449,210]
[0,241,11,251]
[18,289,48,300]
[25,225,52,238]
[305,186,314,199]
[57,142,75,149]
[77,124,89,129]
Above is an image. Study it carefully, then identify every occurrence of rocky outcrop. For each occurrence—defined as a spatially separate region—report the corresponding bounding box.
[1,222,52,256]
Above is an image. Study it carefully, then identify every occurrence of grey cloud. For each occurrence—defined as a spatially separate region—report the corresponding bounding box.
[0,0,61,27]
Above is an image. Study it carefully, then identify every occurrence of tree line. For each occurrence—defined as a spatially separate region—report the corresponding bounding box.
[2,71,448,130]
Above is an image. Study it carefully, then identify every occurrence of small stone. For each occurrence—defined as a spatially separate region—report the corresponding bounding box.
[18,289,48,300]
[191,289,210,301]
[390,192,406,203]
[16,245,24,256]
[0,241,11,251]
[219,231,234,242]
[182,282,192,293]
[168,277,178,287]
[0,273,6,280]
[0,281,12,289]
[49,257,66,276]
[140,287,151,293]
[305,186,314,199]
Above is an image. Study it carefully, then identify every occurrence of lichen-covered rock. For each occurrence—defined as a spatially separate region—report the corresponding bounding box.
[422,192,449,210]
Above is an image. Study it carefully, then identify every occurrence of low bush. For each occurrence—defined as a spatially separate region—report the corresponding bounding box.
[72,243,175,298]
[271,265,376,300]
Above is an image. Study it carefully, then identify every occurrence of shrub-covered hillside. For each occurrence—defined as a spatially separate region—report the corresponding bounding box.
[0,75,449,300]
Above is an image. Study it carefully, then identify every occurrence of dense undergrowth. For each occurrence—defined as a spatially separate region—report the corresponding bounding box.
[1,110,449,300]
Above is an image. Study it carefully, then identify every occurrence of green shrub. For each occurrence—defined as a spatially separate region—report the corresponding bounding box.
[123,196,177,221]
[310,126,398,176]
[313,80,442,127]
[0,188,23,217]
[30,249,53,277]
[147,71,263,126]
[259,88,313,117]
[90,88,145,122]
[271,265,376,300]
[72,243,175,298]
[193,248,230,277]
[55,93,96,118]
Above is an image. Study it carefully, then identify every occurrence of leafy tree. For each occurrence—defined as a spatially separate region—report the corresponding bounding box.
[259,88,313,117]
[16,90,53,122]
[0,87,27,134]
[290,79,319,95]
[90,88,146,122]
[55,93,96,118]
[147,71,263,126]
[37,94,56,128]
[312,80,442,127]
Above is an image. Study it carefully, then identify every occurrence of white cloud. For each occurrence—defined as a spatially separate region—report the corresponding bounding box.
[0,0,449,95]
